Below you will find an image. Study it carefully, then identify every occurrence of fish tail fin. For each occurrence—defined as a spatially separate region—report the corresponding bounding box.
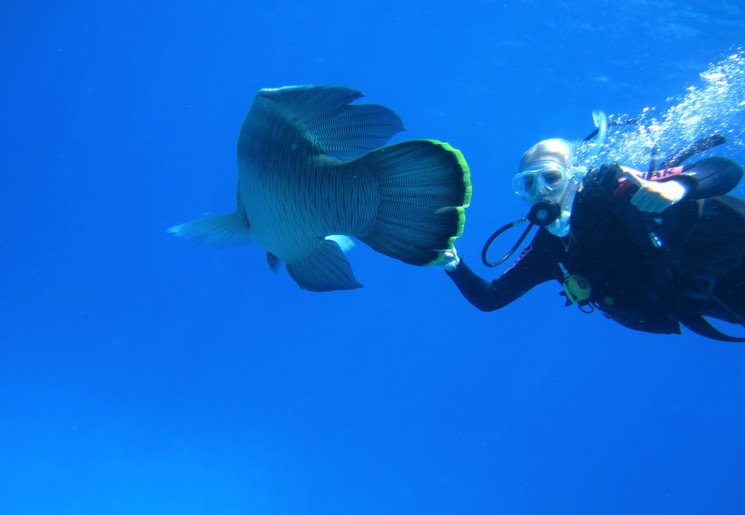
[358,139,471,266]
[168,211,252,246]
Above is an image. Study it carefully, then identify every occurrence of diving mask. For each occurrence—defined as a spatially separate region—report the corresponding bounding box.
[512,162,567,197]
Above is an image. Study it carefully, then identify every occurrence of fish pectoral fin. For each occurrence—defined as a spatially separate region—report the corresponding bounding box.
[285,239,363,292]
[324,234,355,252]
[258,85,404,159]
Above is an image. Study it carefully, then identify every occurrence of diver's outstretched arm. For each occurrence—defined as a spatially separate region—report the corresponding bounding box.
[444,230,564,312]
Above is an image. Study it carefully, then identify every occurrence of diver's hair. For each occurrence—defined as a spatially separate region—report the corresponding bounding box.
[519,138,575,172]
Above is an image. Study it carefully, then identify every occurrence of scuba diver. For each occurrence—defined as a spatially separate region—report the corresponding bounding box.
[440,122,745,342]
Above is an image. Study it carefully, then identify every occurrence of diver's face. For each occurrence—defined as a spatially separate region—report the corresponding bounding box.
[512,161,568,204]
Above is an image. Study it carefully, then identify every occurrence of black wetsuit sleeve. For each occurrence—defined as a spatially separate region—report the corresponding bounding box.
[445,229,564,311]
[671,157,743,198]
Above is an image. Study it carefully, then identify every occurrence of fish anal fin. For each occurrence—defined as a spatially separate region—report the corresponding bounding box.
[285,239,362,292]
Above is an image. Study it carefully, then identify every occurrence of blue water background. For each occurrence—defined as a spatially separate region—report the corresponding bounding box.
[2,1,745,513]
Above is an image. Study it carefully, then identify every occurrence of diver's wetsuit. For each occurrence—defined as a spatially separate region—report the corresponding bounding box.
[447,157,745,339]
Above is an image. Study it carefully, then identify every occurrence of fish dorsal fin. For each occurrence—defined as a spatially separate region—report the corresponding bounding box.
[258,85,405,159]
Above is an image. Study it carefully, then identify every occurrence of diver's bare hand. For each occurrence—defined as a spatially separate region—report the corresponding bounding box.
[438,248,460,272]
[622,167,688,213]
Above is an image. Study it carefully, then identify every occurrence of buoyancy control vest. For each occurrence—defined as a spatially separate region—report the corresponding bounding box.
[563,163,745,341]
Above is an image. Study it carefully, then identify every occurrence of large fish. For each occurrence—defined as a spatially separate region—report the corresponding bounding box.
[169,85,471,291]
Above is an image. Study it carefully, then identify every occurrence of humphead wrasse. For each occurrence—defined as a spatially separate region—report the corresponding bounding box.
[169,85,472,291]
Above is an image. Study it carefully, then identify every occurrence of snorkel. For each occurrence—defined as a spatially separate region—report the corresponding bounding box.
[586,110,609,164]
[481,111,609,267]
